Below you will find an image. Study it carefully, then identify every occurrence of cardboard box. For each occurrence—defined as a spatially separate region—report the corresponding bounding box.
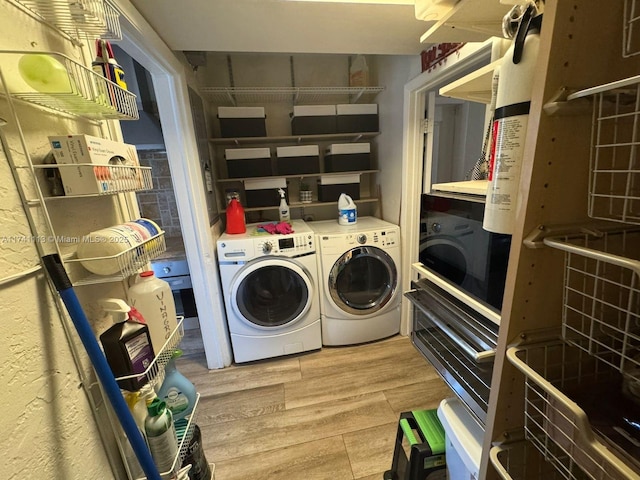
[225,147,272,178]
[324,143,371,172]
[218,106,267,138]
[318,173,360,202]
[291,105,337,135]
[276,145,320,175]
[244,177,287,207]
[48,134,141,195]
[336,104,379,133]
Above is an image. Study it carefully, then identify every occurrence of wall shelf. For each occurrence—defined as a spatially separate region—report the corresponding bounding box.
[439,59,501,104]
[222,196,379,213]
[210,131,379,146]
[217,170,379,184]
[201,86,385,106]
[420,0,512,44]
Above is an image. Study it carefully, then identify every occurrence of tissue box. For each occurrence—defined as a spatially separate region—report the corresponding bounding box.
[218,106,267,138]
[318,173,360,202]
[324,143,371,172]
[245,177,287,207]
[48,134,141,195]
[225,147,271,178]
[276,145,320,175]
[291,105,336,135]
[336,104,379,133]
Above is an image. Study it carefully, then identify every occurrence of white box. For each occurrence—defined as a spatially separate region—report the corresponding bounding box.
[218,106,266,119]
[244,177,286,190]
[336,104,378,115]
[319,174,361,185]
[292,105,336,117]
[49,134,139,166]
[437,398,484,480]
[326,143,370,155]
[48,134,140,196]
[225,147,271,160]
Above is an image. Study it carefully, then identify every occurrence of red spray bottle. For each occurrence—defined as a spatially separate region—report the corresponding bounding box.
[226,197,246,234]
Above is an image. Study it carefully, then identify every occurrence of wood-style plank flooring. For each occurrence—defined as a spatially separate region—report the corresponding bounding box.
[177,332,452,480]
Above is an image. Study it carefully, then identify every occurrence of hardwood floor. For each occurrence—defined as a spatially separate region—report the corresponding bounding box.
[177,333,453,480]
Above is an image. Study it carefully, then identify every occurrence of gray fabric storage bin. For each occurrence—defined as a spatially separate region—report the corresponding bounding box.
[336,104,379,133]
[276,145,320,175]
[225,147,271,178]
[291,105,336,135]
[218,106,267,138]
[324,143,371,172]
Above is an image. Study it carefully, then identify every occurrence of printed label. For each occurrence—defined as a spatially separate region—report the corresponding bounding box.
[163,386,189,414]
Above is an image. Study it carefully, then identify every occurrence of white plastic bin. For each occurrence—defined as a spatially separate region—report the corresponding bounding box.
[437,397,484,480]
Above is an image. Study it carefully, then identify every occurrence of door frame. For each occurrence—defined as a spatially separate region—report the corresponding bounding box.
[115,0,232,368]
[399,40,495,335]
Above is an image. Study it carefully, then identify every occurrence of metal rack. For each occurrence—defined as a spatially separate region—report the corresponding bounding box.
[624,0,640,57]
[507,341,640,480]
[0,50,138,120]
[14,0,122,41]
[542,227,640,377]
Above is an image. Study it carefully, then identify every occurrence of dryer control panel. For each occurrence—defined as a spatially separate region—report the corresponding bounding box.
[318,228,399,255]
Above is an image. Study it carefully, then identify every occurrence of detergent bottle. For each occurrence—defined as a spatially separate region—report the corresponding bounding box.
[226,197,246,234]
[338,193,357,225]
[278,188,290,222]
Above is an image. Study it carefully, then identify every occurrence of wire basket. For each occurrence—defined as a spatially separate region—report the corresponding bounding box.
[0,50,138,120]
[507,341,640,480]
[490,439,587,480]
[543,227,640,376]
[624,0,640,57]
[584,77,640,224]
[15,0,122,40]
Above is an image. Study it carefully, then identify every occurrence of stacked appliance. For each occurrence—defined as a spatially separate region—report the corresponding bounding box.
[217,219,321,363]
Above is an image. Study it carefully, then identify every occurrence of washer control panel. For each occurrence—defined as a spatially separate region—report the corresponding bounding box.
[218,233,315,261]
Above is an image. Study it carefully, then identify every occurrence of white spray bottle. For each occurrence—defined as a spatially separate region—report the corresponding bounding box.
[278,188,290,222]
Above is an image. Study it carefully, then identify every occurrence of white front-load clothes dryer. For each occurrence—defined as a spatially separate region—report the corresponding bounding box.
[217,220,321,363]
[309,217,401,346]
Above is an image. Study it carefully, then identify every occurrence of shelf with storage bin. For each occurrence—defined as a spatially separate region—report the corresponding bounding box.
[115,316,185,389]
[28,163,154,198]
[438,59,501,104]
[14,0,122,41]
[222,196,380,213]
[201,86,385,106]
[67,231,166,286]
[133,392,201,480]
[0,50,138,120]
[419,0,512,44]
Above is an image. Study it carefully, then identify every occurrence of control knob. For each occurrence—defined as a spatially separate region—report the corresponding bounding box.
[162,266,171,274]
[262,242,273,254]
[431,222,442,233]
[357,234,367,244]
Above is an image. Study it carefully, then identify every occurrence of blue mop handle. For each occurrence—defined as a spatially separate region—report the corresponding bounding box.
[42,254,162,480]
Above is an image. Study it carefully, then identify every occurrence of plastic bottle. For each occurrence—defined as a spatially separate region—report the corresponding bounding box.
[157,349,197,422]
[99,298,155,392]
[338,193,357,225]
[144,398,179,474]
[349,55,369,87]
[92,39,127,110]
[127,271,178,355]
[181,424,212,480]
[225,197,246,234]
[278,188,290,222]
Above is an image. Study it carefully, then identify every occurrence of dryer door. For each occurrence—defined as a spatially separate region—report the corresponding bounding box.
[328,246,397,315]
[231,257,313,329]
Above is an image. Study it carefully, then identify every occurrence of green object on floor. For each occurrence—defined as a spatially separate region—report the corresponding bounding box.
[383,409,447,480]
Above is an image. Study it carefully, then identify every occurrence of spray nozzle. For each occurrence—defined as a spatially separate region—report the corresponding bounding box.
[99,298,145,324]
[278,188,285,198]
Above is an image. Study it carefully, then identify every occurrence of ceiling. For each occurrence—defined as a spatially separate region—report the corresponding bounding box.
[129,0,433,55]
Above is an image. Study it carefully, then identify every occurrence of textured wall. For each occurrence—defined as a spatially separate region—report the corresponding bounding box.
[1,2,122,478]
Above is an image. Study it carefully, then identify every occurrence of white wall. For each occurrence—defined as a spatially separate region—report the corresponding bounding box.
[376,55,422,225]
[0,2,119,478]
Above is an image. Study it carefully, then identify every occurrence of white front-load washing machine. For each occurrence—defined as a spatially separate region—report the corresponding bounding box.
[309,217,401,346]
[217,220,321,363]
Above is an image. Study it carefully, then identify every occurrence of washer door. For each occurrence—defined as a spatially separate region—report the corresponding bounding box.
[328,246,397,315]
[231,257,312,329]
[419,235,469,286]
